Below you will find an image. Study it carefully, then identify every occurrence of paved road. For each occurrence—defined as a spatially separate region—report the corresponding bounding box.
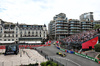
[36,45,100,66]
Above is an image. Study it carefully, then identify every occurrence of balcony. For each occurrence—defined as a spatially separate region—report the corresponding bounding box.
[56,32,68,35]
[70,30,80,32]
[81,22,92,25]
[56,25,68,27]
[69,25,80,27]
[69,27,80,29]
[81,27,92,29]
[56,29,68,31]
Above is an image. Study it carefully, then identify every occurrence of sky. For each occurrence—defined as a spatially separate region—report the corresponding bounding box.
[0,0,100,27]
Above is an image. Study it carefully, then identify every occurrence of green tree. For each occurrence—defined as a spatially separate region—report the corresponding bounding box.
[94,24,100,33]
[40,61,60,66]
[94,43,100,52]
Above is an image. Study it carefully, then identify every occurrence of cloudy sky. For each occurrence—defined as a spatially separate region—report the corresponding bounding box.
[0,0,100,26]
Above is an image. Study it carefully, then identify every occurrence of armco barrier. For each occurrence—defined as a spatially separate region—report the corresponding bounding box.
[74,52,100,63]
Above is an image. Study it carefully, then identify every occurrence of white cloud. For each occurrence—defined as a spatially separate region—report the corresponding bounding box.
[0,0,100,27]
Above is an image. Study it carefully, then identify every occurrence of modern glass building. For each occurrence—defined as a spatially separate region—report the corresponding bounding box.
[48,13,68,40]
[48,12,100,40]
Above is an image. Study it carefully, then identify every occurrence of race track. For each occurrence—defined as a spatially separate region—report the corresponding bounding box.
[36,44,100,66]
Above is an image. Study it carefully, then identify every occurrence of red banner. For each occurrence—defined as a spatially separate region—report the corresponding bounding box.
[82,36,98,49]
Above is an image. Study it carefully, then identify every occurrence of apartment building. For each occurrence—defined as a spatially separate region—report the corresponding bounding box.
[68,19,80,35]
[0,19,47,44]
[48,13,68,40]
[48,12,100,40]
[80,12,94,22]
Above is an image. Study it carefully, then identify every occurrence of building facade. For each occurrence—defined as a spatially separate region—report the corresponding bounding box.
[0,19,47,44]
[48,12,100,40]
[48,13,68,40]
[80,12,94,22]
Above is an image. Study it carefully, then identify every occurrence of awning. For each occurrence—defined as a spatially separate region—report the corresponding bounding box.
[19,41,41,43]
[0,41,15,43]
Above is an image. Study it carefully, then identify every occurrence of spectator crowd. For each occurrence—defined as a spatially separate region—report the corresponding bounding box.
[63,30,98,44]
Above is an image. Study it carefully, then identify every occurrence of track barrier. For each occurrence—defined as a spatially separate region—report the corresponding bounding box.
[0,44,51,49]
[56,45,100,64]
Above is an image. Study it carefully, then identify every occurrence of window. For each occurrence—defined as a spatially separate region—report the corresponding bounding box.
[8,39,10,41]
[56,24,63,25]
[4,34,6,37]
[1,28,2,30]
[12,39,14,41]
[12,34,14,37]
[23,25,27,27]
[4,39,6,41]
[16,28,18,30]
[8,34,10,37]
[16,35,18,37]
[28,25,31,28]
[0,34,2,37]
[28,31,30,34]
[56,20,63,22]
[21,34,22,37]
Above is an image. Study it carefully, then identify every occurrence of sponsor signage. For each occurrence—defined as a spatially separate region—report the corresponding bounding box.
[75,52,99,63]
[82,36,98,49]
[60,48,65,51]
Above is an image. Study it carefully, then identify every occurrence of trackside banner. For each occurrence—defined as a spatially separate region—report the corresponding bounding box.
[74,52,99,63]
[60,48,65,52]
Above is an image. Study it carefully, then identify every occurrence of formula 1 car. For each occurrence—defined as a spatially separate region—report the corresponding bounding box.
[56,52,66,57]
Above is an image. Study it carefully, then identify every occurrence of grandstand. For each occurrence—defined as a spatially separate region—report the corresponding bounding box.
[60,30,99,51]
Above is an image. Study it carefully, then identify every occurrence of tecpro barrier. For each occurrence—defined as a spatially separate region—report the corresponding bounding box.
[56,45,74,54]
[67,50,74,54]
[57,46,60,49]
[74,52,100,63]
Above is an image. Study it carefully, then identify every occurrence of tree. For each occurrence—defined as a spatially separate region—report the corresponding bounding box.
[94,24,100,33]
[94,43,100,52]
[40,60,60,66]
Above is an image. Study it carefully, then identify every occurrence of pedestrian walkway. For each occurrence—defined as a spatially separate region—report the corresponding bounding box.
[0,49,47,66]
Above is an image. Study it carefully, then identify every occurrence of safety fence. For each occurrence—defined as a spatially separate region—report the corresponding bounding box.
[56,45,100,64]
[0,44,51,49]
